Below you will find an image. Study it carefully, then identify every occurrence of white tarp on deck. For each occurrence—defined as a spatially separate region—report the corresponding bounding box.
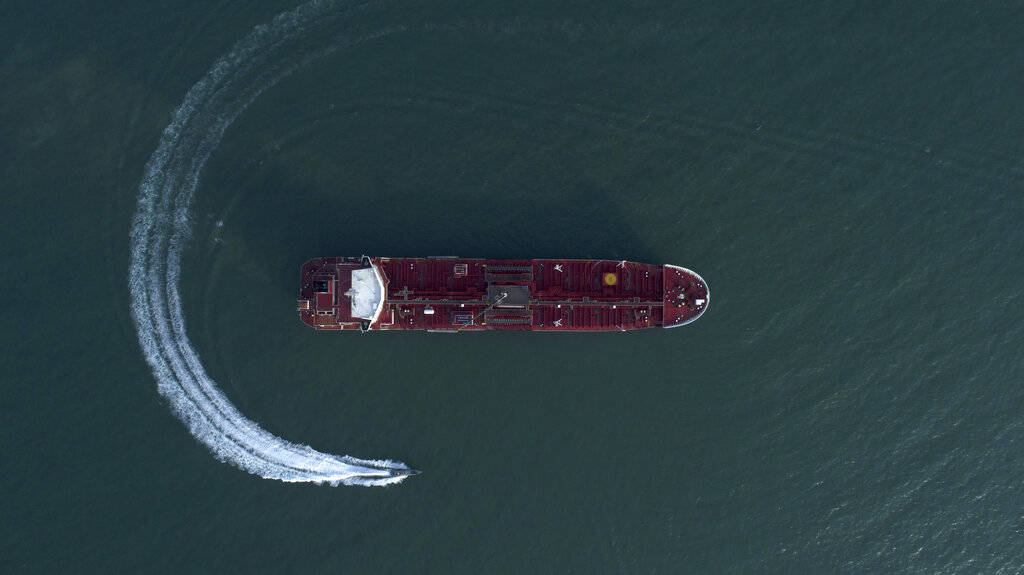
[348,267,383,320]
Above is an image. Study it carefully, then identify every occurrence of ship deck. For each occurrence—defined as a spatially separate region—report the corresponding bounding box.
[298,257,708,331]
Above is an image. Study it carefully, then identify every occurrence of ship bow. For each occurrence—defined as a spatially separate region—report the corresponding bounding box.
[662,265,709,327]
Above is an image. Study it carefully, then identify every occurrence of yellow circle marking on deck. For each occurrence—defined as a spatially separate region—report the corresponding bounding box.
[603,273,618,286]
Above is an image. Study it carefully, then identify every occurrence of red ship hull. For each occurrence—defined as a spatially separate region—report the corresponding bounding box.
[298,257,709,332]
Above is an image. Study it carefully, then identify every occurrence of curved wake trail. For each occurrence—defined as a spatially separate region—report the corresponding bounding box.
[129,1,409,486]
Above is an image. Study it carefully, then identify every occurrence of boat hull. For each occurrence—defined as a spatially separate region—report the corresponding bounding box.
[298,257,708,332]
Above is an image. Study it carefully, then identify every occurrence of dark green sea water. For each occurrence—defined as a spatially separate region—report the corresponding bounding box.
[3,1,1023,572]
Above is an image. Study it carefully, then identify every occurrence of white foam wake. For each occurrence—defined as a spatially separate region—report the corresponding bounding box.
[129,1,410,486]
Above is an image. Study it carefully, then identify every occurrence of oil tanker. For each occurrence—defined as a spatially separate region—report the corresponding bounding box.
[298,256,708,332]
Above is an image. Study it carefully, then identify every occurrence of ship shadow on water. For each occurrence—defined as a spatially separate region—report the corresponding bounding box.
[195,148,661,299]
[283,180,658,286]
